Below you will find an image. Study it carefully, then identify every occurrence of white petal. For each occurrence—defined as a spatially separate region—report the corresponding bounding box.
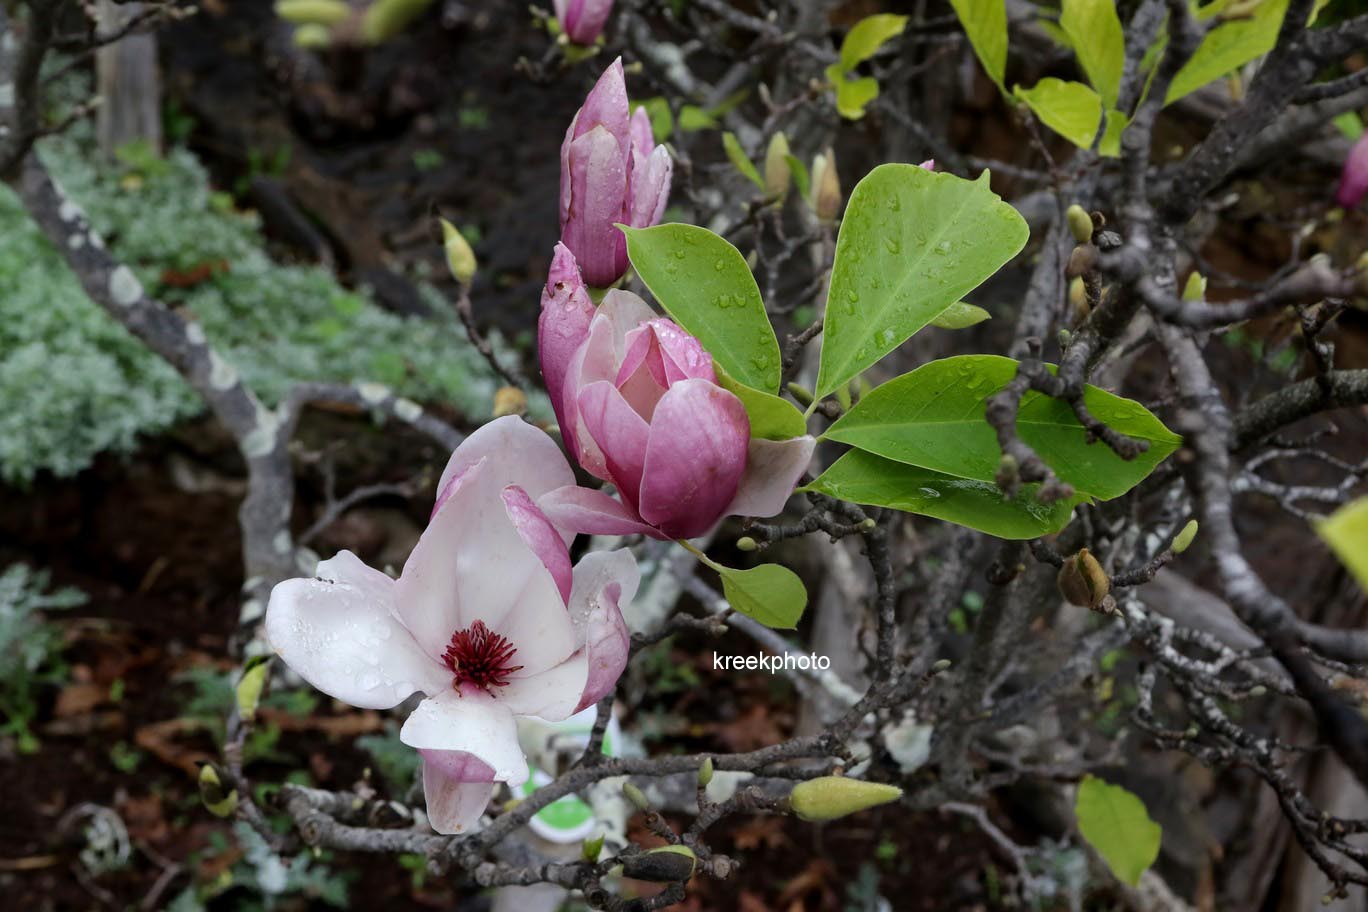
[401,690,529,786]
[264,551,446,709]
[488,567,580,676]
[567,549,641,641]
[432,416,577,543]
[499,653,590,720]
[396,457,547,657]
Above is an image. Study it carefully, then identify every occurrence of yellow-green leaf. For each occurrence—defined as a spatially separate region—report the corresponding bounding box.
[1075,775,1162,886]
[1060,0,1125,108]
[723,132,765,190]
[719,563,807,629]
[839,14,909,70]
[1318,498,1368,590]
[949,0,1008,89]
[1014,78,1125,156]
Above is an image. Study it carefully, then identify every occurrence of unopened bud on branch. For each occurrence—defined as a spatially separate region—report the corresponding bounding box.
[623,782,650,812]
[764,132,792,198]
[621,845,697,881]
[1066,204,1093,244]
[789,776,903,822]
[198,763,239,818]
[1182,272,1206,302]
[1172,519,1199,554]
[811,149,842,221]
[582,833,605,863]
[441,218,477,286]
[736,536,758,552]
[1057,548,1110,610]
[698,757,714,787]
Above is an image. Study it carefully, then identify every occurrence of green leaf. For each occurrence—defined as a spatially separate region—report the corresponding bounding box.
[1334,111,1365,141]
[826,63,881,120]
[1013,78,1125,156]
[722,132,765,190]
[948,0,1008,89]
[1060,0,1125,108]
[715,365,807,440]
[1165,0,1289,106]
[678,105,718,131]
[718,563,807,629]
[931,301,992,330]
[1075,775,1162,886]
[621,224,781,391]
[785,154,811,201]
[802,449,1082,539]
[815,165,1028,400]
[822,355,1182,501]
[838,14,909,70]
[1318,498,1368,591]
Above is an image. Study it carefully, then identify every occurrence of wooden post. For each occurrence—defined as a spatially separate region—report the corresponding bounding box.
[96,1,161,156]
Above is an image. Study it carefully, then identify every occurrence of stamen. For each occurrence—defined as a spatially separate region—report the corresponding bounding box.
[442,620,523,695]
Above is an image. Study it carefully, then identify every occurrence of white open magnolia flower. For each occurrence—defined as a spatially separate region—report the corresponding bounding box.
[265,416,639,834]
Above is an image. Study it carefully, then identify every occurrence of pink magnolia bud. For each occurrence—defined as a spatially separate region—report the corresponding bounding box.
[554,0,614,45]
[1337,133,1368,210]
[538,249,816,540]
[560,59,673,288]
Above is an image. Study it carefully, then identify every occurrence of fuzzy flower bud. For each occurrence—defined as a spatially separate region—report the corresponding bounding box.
[440,218,477,286]
[1057,548,1110,609]
[199,763,239,818]
[622,845,697,881]
[1172,519,1199,554]
[764,132,792,198]
[811,149,842,221]
[1066,204,1093,244]
[698,757,715,787]
[789,776,903,822]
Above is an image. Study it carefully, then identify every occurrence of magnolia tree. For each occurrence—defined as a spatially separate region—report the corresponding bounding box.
[4,0,1368,908]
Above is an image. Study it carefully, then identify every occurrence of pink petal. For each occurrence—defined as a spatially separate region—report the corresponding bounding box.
[563,125,629,288]
[567,549,637,711]
[614,325,669,419]
[560,315,617,481]
[637,379,750,539]
[647,319,714,384]
[424,760,500,836]
[726,435,816,519]
[565,0,613,44]
[918,159,935,171]
[626,144,673,230]
[598,290,658,355]
[1337,134,1368,209]
[574,58,630,153]
[629,105,654,158]
[432,416,577,534]
[501,485,573,605]
[538,244,596,450]
[577,380,651,509]
[264,551,448,710]
[538,485,664,538]
[401,690,528,785]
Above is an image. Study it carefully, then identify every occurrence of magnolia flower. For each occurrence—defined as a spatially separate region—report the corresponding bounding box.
[264,417,639,835]
[554,0,613,45]
[538,244,815,540]
[560,57,672,288]
[1338,133,1368,210]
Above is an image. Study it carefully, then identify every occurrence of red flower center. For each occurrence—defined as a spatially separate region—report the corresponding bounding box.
[442,620,523,694]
